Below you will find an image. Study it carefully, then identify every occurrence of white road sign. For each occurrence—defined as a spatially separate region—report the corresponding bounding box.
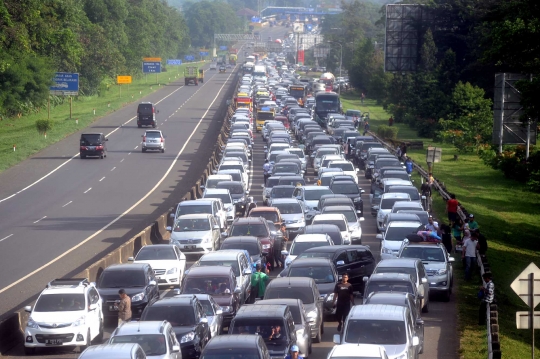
[510,262,540,308]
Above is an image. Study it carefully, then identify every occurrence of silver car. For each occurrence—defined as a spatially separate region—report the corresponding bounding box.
[271,198,306,238]
[142,130,165,153]
[193,294,224,339]
[167,214,221,254]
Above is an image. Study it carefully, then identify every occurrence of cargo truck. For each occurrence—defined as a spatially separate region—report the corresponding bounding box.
[229,54,237,65]
[184,66,199,85]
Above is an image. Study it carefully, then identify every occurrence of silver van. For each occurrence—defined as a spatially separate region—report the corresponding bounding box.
[78,343,146,359]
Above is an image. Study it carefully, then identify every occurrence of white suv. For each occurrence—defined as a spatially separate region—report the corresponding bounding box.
[142,130,165,153]
[24,278,104,354]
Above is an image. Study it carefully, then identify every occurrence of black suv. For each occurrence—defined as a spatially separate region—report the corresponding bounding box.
[297,245,375,293]
[220,236,268,270]
[80,132,108,159]
[141,295,211,359]
[137,102,158,128]
[96,263,160,319]
[225,218,275,268]
[328,180,364,217]
[201,335,270,359]
[229,304,296,358]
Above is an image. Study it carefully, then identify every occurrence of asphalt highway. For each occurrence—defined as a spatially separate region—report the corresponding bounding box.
[0,61,240,319]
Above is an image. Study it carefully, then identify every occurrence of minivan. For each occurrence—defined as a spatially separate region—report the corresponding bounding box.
[137,102,158,128]
[80,132,108,159]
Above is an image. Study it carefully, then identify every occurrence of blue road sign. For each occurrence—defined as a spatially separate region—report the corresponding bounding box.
[184,55,195,61]
[199,51,209,57]
[142,61,161,73]
[167,59,182,65]
[219,46,228,51]
[50,72,79,95]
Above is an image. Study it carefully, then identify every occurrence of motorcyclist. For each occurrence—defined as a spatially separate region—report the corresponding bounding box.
[263,159,272,183]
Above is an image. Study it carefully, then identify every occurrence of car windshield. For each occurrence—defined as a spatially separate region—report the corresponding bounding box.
[324,210,356,222]
[385,226,418,241]
[220,164,244,173]
[264,287,314,304]
[331,183,359,195]
[142,306,195,326]
[273,202,302,214]
[174,218,211,232]
[218,183,244,194]
[381,198,408,210]
[365,281,414,297]
[250,211,279,222]
[290,241,328,255]
[313,219,346,231]
[265,177,281,188]
[376,160,401,169]
[288,149,304,158]
[375,267,417,278]
[329,162,354,171]
[221,242,259,256]
[99,270,146,288]
[344,319,406,345]
[316,150,337,158]
[80,134,101,145]
[200,260,240,276]
[274,164,298,173]
[289,266,335,283]
[206,179,228,189]
[183,277,231,295]
[178,205,212,216]
[388,188,419,201]
[278,178,305,186]
[109,334,167,356]
[231,224,268,237]
[401,247,446,262]
[199,300,215,316]
[202,348,259,359]
[34,294,85,312]
[305,188,333,201]
[146,132,161,138]
[231,319,287,342]
[136,247,177,260]
[271,187,295,198]
[384,173,409,181]
[298,252,333,260]
[205,193,231,204]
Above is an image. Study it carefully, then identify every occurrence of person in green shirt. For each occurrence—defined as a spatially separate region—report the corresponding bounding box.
[468,214,479,230]
[250,264,269,303]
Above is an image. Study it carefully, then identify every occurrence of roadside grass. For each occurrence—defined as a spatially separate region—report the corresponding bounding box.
[0,63,204,173]
[341,91,540,358]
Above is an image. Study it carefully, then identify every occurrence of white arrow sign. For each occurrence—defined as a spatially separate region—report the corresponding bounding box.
[510,262,540,308]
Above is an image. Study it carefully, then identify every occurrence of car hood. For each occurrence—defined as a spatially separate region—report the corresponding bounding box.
[210,294,234,308]
[377,209,391,218]
[316,282,336,296]
[423,261,447,270]
[383,239,404,251]
[337,192,361,199]
[171,230,212,241]
[281,213,304,221]
[172,325,198,339]
[381,344,409,358]
[97,287,147,301]
[230,193,245,200]
[30,311,86,325]
[264,341,289,356]
[134,259,182,271]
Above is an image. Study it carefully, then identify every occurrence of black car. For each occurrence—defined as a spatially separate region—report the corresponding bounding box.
[137,102,158,128]
[216,181,249,216]
[278,258,339,316]
[296,245,375,293]
[201,335,270,359]
[96,263,160,319]
[229,304,296,359]
[140,295,211,358]
[329,180,364,217]
[303,224,343,245]
[80,132,108,159]
[180,266,241,329]
[220,236,268,269]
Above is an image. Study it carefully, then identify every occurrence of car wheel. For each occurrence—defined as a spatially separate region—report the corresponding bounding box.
[80,329,91,352]
[443,288,451,302]
[24,347,36,355]
[314,324,322,343]
[161,148,165,153]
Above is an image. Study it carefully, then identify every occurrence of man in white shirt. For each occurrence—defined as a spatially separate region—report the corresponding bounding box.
[462,229,477,280]
[426,215,439,232]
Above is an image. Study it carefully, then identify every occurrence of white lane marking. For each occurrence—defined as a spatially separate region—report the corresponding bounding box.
[0,234,13,242]
[0,67,236,295]
[111,167,116,171]
[0,83,187,204]
[33,216,47,224]
[62,201,72,207]
[134,146,138,149]
[120,159,124,163]
[128,152,131,155]
[84,188,92,194]
[99,177,106,182]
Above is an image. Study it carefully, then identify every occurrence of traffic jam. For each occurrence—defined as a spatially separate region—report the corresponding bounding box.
[21,53,455,359]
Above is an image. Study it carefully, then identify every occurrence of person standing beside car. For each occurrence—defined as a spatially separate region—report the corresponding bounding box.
[333,273,354,332]
[116,289,132,326]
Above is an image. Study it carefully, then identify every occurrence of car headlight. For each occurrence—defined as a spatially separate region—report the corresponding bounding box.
[437,269,448,275]
[181,331,195,343]
[353,197,362,202]
[71,316,85,327]
[307,310,318,321]
[227,206,234,212]
[262,244,271,249]
[221,306,233,313]
[382,247,393,254]
[131,292,145,302]
[325,293,334,302]
[167,267,178,275]
[26,318,39,329]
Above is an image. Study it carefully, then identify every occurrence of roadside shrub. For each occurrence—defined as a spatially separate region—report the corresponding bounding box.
[385,126,398,140]
[35,119,53,135]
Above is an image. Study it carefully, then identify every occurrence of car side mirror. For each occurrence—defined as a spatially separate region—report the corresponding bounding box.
[172,345,180,353]
[376,234,383,240]
[416,318,425,326]
[336,260,345,266]
[200,185,205,190]
[128,257,134,262]
[200,317,208,324]
[363,276,368,282]
[449,257,455,262]
[421,277,428,284]
[234,287,242,294]
[149,280,157,286]
[412,336,420,346]
[89,303,99,311]
[166,226,172,232]
[333,334,341,345]
[24,306,32,313]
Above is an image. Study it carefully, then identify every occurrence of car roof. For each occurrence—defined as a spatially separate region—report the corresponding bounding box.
[369,272,414,282]
[180,200,213,206]
[81,132,103,136]
[204,188,231,195]
[235,304,288,318]
[381,193,411,199]
[304,185,330,191]
[267,277,316,288]
[377,258,419,268]
[223,236,259,243]
[271,198,301,204]
[79,343,140,359]
[348,304,407,321]
[255,298,302,307]
[385,213,421,221]
[387,221,420,228]
[304,224,342,233]
[303,245,371,253]
[176,214,212,220]
[294,234,329,242]
[329,343,386,358]
[250,207,280,213]
[313,213,346,221]
[205,334,261,349]
[233,217,266,224]
[365,292,415,307]
[113,320,168,336]
[323,205,355,212]
[200,251,241,261]
[184,266,233,276]
[150,296,196,307]
[104,263,149,272]
[288,257,333,267]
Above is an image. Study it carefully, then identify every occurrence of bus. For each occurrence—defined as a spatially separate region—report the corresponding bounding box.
[245,55,255,64]
[253,65,266,78]
[289,84,307,106]
[243,62,254,75]
[314,91,341,128]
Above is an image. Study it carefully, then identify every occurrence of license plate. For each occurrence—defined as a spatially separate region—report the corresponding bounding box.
[184,245,196,249]
[155,276,161,280]
[87,146,95,150]
[45,339,62,345]
[109,305,118,311]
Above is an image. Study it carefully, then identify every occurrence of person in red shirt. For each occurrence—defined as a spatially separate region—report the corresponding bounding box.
[446,194,459,222]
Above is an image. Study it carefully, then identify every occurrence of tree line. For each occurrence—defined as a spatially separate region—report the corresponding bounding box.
[0,0,246,118]
[322,0,540,191]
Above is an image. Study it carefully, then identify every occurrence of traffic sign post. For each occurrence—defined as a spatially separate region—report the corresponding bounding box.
[50,72,79,119]
[511,262,540,359]
[166,59,182,66]
[142,59,161,84]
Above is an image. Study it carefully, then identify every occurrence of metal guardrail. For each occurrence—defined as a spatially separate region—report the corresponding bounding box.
[368,130,501,359]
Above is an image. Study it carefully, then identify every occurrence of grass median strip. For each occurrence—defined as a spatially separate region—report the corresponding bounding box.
[0,63,204,173]
[341,91,540,359]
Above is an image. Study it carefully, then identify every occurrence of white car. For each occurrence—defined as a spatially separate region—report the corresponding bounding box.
[282,233,334,268]
[203,188,235,225]
[167,214,221,254]
[317,154,345,174]
[327,343,388,359]
[210,63,217,70]
[311,213,353,245]
[378,221,422,260]
[375,193,411,232]
[24,279,104,354]
[328,160,359,184]
[203,174,233,190]
[218,160,249,187]
[129,244,187,288]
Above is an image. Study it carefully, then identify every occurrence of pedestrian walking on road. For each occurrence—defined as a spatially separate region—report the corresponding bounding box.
[446,194,459,222]
[363,121,370,136]
[426,215,439,232]
[333,273,354,332]
[440,223,453,253]
[462,230,478,281]
[452,218,464,252]
[250,264,269,302]
[400,144,407,160]
[473,229,488,256]
[479,272,495,325]
[116,289,132,326]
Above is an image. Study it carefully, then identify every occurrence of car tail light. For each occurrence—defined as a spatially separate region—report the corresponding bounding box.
[161,137,164,142]
[143,136,146,142]
[80,146,86,150]
[96,146,103,150]
[152,107,155,113]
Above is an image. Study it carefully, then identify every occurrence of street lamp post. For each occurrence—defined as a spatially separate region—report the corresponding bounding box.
[326,41,342,94]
